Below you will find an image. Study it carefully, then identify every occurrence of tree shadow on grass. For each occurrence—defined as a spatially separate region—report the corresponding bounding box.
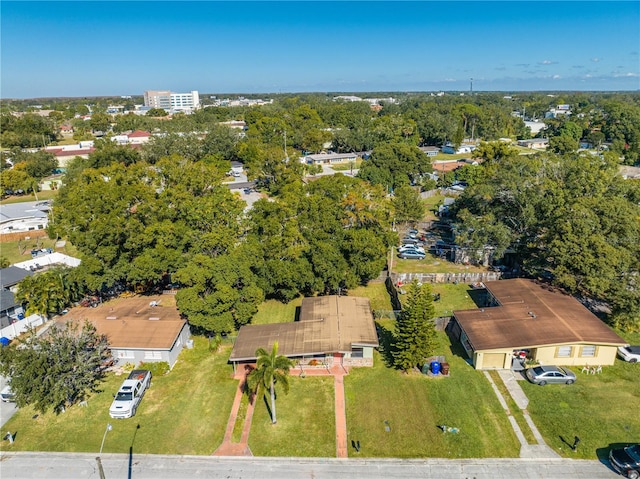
[375,321,397,368]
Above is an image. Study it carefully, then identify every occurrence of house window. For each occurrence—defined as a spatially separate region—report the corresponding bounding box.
[117,350,134,359]
[556,346,573,358]
[144,351,162,360]
[580,345,597,357]
[351,348,364,359]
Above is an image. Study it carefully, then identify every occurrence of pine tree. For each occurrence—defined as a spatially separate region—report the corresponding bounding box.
[393,281,437,371]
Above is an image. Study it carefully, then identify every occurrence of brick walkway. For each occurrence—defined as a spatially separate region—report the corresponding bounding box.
[217,364,350,458]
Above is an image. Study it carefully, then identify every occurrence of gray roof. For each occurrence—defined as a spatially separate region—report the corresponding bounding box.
[0,290,18,313]
[229,296,379,362]
[0,201,50,223]
[0,266,34,289]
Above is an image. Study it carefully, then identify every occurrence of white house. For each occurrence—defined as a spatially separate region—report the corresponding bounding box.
[302,152,359,165]
[442,143,475,155]
[0,201,50,234]
[517,138,549,149]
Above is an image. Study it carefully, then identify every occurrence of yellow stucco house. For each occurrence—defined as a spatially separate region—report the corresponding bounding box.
[450,279,626,370]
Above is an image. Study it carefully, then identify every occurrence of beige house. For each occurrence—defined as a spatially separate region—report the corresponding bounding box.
[450,279,626,370]
[57,295,190,369]
[229,296,379,371]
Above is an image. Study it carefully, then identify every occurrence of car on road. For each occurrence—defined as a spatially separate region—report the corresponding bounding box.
[398,250,426,260]
[1,385,15,402]
[524,365,576,385]
[617,345,640,363]
[609,444,640,479]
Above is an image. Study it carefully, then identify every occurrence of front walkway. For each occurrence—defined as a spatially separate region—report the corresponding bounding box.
[217,364,350,458]
[484,370,560,459]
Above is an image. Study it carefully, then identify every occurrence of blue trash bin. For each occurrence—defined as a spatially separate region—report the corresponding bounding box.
[431,361,441,375]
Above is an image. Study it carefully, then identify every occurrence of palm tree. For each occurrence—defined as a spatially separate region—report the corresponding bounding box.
[247,341,294,424]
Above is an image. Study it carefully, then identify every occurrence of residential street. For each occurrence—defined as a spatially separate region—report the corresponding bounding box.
[0,452,621,479]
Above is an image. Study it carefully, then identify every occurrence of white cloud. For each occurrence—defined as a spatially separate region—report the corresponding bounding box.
[553,75,561,79]
[613,72,639,78]
[591,57,600,63]
[539,60,557,65]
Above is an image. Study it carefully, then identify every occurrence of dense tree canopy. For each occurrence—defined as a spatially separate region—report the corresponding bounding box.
[453,151,640,331]
[0,321,111,414]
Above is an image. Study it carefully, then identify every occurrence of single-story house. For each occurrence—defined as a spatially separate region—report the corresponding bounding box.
[442,143,476,155]
[0,201,51,234]
[517,138,549,149]
[450,279,626,370]
[419,146,440,157]
[229,295,379,371]
[0,290,25,329]
[0,266,34,292]
[57,295,190,369]
[127,130,151,144]
[302,152,359,165]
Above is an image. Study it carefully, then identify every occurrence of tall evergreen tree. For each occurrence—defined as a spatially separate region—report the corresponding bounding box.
[393,281,437,371]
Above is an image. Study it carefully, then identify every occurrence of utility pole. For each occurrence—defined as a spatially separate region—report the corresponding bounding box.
[470,78,473,96]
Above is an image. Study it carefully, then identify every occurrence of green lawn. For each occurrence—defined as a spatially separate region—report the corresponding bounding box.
[344,329,519,458]
[249,376,336,457]
[348,283,394,311]
[392,255,488,274]
[0,237,79,266]
[0,336,237,455]
[251,297,303,325]
[0,190,58,205]
[430,283,478,316]
[331,159,362,171]
[523,358,640,459]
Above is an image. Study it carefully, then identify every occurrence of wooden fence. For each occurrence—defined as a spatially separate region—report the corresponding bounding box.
[0,230,48,243]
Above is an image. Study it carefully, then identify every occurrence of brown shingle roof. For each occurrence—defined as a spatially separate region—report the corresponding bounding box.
[229,296,378,361]
[454,279,626,351]
[57,295,186,350]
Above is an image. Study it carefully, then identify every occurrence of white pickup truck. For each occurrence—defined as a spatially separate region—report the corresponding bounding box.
[109,370,151,419]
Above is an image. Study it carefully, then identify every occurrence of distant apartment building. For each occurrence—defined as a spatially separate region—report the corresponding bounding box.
[143,90,200,113]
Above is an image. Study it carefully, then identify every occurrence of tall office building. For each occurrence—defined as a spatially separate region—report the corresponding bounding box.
[143,90,200,112]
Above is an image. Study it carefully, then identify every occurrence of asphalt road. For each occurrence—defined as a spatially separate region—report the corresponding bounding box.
[0,452,620,479]
[0,375,17,428]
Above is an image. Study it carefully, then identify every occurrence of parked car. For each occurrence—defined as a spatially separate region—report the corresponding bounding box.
[617,345,640,363]
[1,385,15,402]
[609,444,640,479]
[398,244,425,254]
[398,250,426,260]
[401,237,420,245]
[524,365,576,385]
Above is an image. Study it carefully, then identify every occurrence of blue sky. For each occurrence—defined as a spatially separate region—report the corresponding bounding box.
[1,1,639,98]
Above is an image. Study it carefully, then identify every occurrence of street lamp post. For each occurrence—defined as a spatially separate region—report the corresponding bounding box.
[96,423,112,479]
[100,423,112,454]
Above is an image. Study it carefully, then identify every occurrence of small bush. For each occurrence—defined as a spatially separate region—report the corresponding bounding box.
[139,361,170,376]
